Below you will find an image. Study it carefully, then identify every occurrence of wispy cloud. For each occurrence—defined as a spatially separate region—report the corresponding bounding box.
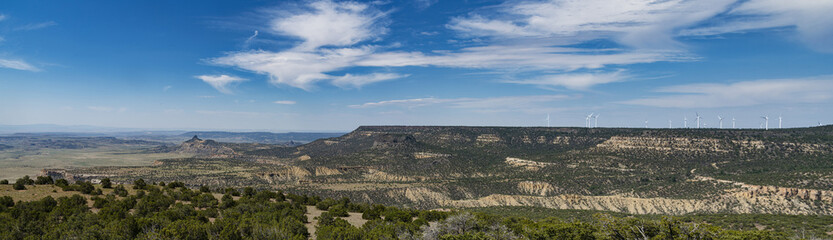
[503,70,628,90]
[447,0,735,50]
[350,95,571,113]
[270,0,386,50]
[413,0,438,9]
[620,76,833,108]
[243,30,259,48]
[211,1,398,90]
[15,21,57,31]
[0,59,40,71]
[332,73,408,89]
[0,14,6,22]
[449,0,833,52]
[162,85,172,92]
[273,100,296,105]
[356,45,686,71]
[196,74,247,94]
[682,0,833,52]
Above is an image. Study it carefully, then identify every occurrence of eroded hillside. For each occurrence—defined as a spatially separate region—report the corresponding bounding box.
[65,125,833,215]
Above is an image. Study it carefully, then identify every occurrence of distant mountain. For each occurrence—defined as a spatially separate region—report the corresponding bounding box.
[177,131,345,144]
[159,135,236,156]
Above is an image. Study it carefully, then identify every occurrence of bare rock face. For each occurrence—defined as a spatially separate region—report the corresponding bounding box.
[171,135,235,156]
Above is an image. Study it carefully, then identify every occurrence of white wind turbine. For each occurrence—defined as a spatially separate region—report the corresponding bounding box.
[717,115,724,129]
[546,114,550,127]
[695,112,702,129]
[732,117,736,129]
[644,120,649,128]
[585,113,594,128]
[669,120,672,128]
[594,114,599,128]
[761,115,769,130]
[684,116,688,128]
[778,114,782,129]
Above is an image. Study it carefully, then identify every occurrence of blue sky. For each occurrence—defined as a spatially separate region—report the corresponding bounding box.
[1,0,832,131]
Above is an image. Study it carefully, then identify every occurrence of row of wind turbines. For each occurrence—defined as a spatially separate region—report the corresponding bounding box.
[676,112,782,130]
[543,112,808,130]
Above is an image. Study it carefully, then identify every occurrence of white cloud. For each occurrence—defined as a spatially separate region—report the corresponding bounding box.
[15,21,57,31]
[503,70,627,90]
[357,45,687,70]
[270,0,385,50]
[211,1,401,90]
[0,14,6,22]
[448,0,735,49]
[273,100,296,105]
[620,76,833,108]
[449,0,833,52]
[211,0,692,91]
[682,0,833,52]
[163,85,172,91]
[332,73,408,89]
[212,47,372,90]
[243,30,259,48]
[350,95,571,113]
[0,59,40,71]
[196,74,247,94]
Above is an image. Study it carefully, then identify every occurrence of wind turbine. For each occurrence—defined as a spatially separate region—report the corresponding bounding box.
[695,112,702,129]
[585,113,594,128]
[669,120,672,129]
[717,115,724,129]
[778,114,782,129]
[593,114,599,128]
[732,117,736,129]
[761,115,769,130]
[546,114,550,127]
[684,116,688,128]
[644,120,649,128]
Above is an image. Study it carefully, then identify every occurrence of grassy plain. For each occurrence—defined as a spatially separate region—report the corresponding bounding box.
[0,145,192,181]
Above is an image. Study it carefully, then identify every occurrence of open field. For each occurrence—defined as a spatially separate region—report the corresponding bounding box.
[0,146,192,181]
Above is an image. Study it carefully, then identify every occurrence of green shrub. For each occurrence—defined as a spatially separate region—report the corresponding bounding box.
[34,176,53,185]
[101,178,112,188]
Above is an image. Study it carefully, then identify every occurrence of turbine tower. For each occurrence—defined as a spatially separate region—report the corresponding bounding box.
[644,120,649,128]
[732,117,736,129]
[761,115,769,130]
[717,115,724,129]
[684,117,688,128]
[546,114,550,127]
[778,114,782,129]
[695,112,702,129]
[585,113,594,128]
[669,120,672,129]
[593,114,599,128]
